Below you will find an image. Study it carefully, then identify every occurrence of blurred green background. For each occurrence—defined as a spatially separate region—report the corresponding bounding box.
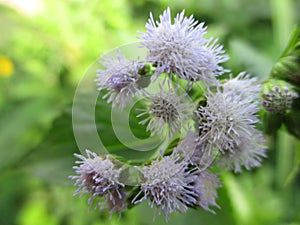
[0,0,300,224]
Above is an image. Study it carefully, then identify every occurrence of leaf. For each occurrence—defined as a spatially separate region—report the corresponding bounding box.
[228,38,273,79]
[0,99,57,171]
[20,90,160,184]
[279,26,300,58]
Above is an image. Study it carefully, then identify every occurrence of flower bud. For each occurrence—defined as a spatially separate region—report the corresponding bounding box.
[262,80,298,113]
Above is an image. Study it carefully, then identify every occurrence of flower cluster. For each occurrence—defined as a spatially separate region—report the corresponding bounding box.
[70,7,270,220]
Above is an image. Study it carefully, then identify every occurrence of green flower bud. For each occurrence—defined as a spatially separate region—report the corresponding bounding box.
[262,80,298,113]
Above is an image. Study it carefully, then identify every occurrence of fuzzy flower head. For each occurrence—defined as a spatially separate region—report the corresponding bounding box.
[132,153,197,220]
[196,87,260,155]
[174,131,198,162]
[137,85,193,137]
[139,7,229,84]
[218,130,267,173]
[191,171,221,212]
[96,50,146,108]
[69,150,126,213]
[173,131,218,169]
[223,72,261,100]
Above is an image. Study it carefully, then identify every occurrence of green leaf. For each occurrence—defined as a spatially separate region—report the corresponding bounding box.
[19,91,159,184]
[0,99,57,171]
[228,38,273,79]
[279,26,300,58]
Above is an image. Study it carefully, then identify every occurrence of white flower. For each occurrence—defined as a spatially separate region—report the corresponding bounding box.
[191,171,221,212]
[96,50,145,108]
[132,153,197,221]
[137,85,192,137]
[138,7,229,84]
[69,150,126,213]
[223,72,261,100]
[174,131,219,169]
[196,88,260,155]
[173,131,198,162]
[218,130,267,172]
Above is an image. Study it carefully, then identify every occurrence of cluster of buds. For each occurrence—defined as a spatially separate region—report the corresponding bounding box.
[262,80,298,113]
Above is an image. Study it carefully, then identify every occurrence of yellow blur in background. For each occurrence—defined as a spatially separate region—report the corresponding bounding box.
[0,55,14,77]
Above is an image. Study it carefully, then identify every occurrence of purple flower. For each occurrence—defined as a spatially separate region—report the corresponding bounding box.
[196,74,266,171]
[96,50,145,108]
[218,130,267,172]
[132,153,197,220]
[223,72,261,100]
[138,7,229,84]
[191,171,221,212]
[69,150,127,214]
[137,85,192,137]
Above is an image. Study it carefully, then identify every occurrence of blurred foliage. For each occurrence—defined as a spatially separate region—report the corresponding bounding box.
[0,0,300,225]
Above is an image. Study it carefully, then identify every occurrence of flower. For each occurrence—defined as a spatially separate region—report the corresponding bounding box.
[218,130,267,172]
[96,50,145,108]
[138,7,228,84]
[69,150,126,213]
[132,153,197,220]
[190,171,221,212]
[173,131,198,162]
[196,87,260,155]
[137,85,192,137]
[105,189,127,215]
[223,72,261,100]
[175,133,219,169]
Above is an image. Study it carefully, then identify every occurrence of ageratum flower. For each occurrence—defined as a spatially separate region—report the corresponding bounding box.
[223,72,261,100]
[69,150,127,214]
[173,131,198,162]
[190,171,221,212]
[132,153,197,221]
[96,50,145,108]
[218,130,267,172]
[174,132,219,169]
[137,85,192,137]
[196,74,267,171]
[138,7,229,84]
[196,86,260,155]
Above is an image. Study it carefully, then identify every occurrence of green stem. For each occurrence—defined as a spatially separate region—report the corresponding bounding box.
[276,130,295,188]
